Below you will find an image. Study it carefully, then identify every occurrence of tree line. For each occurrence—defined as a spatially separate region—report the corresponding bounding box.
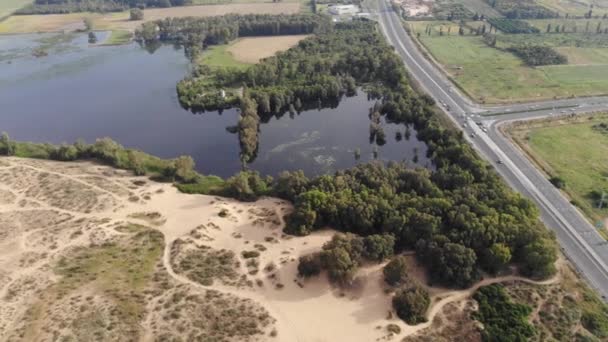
[508,45,567,66]
[486,0,559,19]
[16,0,193,14]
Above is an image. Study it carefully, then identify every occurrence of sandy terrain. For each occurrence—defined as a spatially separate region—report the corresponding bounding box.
[227,35,309,64]
[393,0,432,17]
[0,156,568,341]
[0,3,301,34]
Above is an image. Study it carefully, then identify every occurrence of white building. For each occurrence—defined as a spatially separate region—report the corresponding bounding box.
[328,4,359,16]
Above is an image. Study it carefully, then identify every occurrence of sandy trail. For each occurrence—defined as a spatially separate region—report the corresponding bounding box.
[0,157,564,342]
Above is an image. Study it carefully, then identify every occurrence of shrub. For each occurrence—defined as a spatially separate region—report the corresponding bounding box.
[386,323,401,334]
[472,284,534,341]
[241,250,260,259]
[383,255,409,287]
[392,283,430,324]
[298,253,322,277]
[581,311,608,338]
[549,175,566,189]
[0,133,16,156]
[130,8,144,20]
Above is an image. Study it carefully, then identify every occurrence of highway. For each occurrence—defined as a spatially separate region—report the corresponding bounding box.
[372,0,608,299]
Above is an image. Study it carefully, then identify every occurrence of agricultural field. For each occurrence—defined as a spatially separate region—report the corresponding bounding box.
[410,20,608,102]
[0,3,301,34]
[226,35,308,63]
[0,0,31,19]
[508,113,608,235]
[536,0,608,16]
[524,18,608,33]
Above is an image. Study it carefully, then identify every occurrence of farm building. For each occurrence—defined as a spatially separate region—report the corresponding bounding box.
[328,4,360,15]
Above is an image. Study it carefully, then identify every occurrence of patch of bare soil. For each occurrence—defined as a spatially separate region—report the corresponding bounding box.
[227,35,309,64]
[0,156,599,342]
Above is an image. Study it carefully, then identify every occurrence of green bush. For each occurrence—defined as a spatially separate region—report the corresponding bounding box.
[392,282,430,324]
[241,250,261,259]
[298,253,322,277]
[582,311,608,338]
[383,255,409,287]
[130,8,144,21]
[472,284,535,341]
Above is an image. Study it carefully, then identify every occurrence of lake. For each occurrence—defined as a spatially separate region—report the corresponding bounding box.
[0,32,429,177]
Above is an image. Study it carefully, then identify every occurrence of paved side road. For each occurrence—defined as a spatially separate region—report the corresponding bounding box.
[373,0,608,299]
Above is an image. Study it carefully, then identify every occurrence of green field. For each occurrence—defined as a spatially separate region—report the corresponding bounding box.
[0,0,31,19]
[198,43,251,69]
[410,20,608,103]
[512,114,608,234]
[101,30,132,45]
[524,18,608,33]
[536,0,608,16]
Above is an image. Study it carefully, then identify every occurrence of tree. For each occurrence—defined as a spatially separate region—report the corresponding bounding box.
[321,246,359,285]
[363,234,395,262]
[174,155,196,182]
[383,255,409,287]
[392,283,430,324]
[273,170,309,201]
[88,32,97,44]
[0,132,16,156]
[481,243,511,274]
[52,144,78,161]
[298,253,322,277]
[130,8,144,21]
[519,238,557,279]
[83,17,93,31]
[127,150,146,176]
[417,240,479,288]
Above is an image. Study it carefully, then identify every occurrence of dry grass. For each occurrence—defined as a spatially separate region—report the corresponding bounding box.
[227,35,309,63]
[0,3,301,34]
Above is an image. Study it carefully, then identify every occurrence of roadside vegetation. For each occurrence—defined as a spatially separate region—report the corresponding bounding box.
[508,113,608,238]
[473,284,535,341]
[408,18,608,103]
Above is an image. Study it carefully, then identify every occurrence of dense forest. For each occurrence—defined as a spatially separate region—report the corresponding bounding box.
[136,18,559,288]
[508,45,568,66]
[17,0,192,14]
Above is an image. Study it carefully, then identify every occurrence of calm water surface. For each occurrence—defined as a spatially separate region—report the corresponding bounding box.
[0,33,429,177]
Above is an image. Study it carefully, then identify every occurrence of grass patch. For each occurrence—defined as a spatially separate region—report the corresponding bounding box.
[23,228,165,340]
[0,0,32,19]
[472,284,535,341]
[171,240,239,286]
[509,113,608,236]
[410,21,608,103]
[535,0,608,16]
[102,30,132,45]
[175,175,226,194]
[199,43,251,69]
